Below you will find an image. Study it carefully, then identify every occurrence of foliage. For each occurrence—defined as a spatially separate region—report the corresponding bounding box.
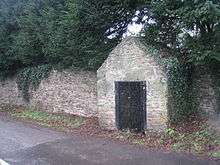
[142,40,195,123]
[0,0,143,98]
[161,126,220,155]
[0,0,143,75]
[209,151,220,159]
[16,65,52,102]
[0,0,26,79]
[142,0,220,65]
[167,61,196,123]
[70,0,146,69]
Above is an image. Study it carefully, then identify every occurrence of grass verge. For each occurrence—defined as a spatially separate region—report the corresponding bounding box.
[161,127,220,158]
[0,104,85,130]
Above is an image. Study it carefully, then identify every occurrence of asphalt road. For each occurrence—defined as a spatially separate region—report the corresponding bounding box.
[0,116,219,165]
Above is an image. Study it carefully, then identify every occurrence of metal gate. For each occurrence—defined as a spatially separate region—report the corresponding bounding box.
[115,81,146,132]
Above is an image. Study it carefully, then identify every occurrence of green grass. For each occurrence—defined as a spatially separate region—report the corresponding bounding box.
[0,104,86,130]
[10,109,85,129]
[161,127,220,156]
[209,151,220,158]
[132,139,146,145]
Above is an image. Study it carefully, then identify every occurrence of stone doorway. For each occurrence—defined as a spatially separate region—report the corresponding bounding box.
[115,81,146,132]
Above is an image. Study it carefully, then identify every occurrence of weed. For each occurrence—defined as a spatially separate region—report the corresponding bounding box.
[132,139,145,145]
[161,125,220,157]
[209,151,220,158]
[172,143,185,151]
[165,128,176,136]
[10,108,85,129]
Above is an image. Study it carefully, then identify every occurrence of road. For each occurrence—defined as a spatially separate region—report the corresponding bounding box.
[0,115,219,165]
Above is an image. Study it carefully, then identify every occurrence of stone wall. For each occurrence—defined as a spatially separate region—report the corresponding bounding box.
[97,37,168,130]
[0,78,25,106]
[0,70,97,117]
[193,66,218,116]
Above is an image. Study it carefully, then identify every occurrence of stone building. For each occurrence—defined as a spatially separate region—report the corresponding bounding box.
[97,37,168,131]
[0,37,218,132]
[0,37,169,132]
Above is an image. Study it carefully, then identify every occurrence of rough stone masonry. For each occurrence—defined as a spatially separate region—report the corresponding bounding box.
[97,37,168,130]
[0,70,98,117]
[0,37,218,131]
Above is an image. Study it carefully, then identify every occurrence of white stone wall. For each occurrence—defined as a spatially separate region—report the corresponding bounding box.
[97,37,168,130]
[0,70,97,117]
[0,78,25,106]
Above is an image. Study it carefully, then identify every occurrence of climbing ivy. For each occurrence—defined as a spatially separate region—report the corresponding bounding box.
[16,65,52,102]
[166,62,197,123]
[139,39,197,123]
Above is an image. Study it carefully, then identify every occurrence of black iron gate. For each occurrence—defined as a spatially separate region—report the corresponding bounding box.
[115,81,146,132]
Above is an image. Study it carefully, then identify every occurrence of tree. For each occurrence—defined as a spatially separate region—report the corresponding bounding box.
[142,0,220,64]
[74,0,146,69]
[0,0,145,76]
[0,0,26,78]
[11,0,67,67]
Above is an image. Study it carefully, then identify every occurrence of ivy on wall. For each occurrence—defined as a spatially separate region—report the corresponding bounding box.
[140,39,197,123]
[16,64,52,102]
[166,62,197,123]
